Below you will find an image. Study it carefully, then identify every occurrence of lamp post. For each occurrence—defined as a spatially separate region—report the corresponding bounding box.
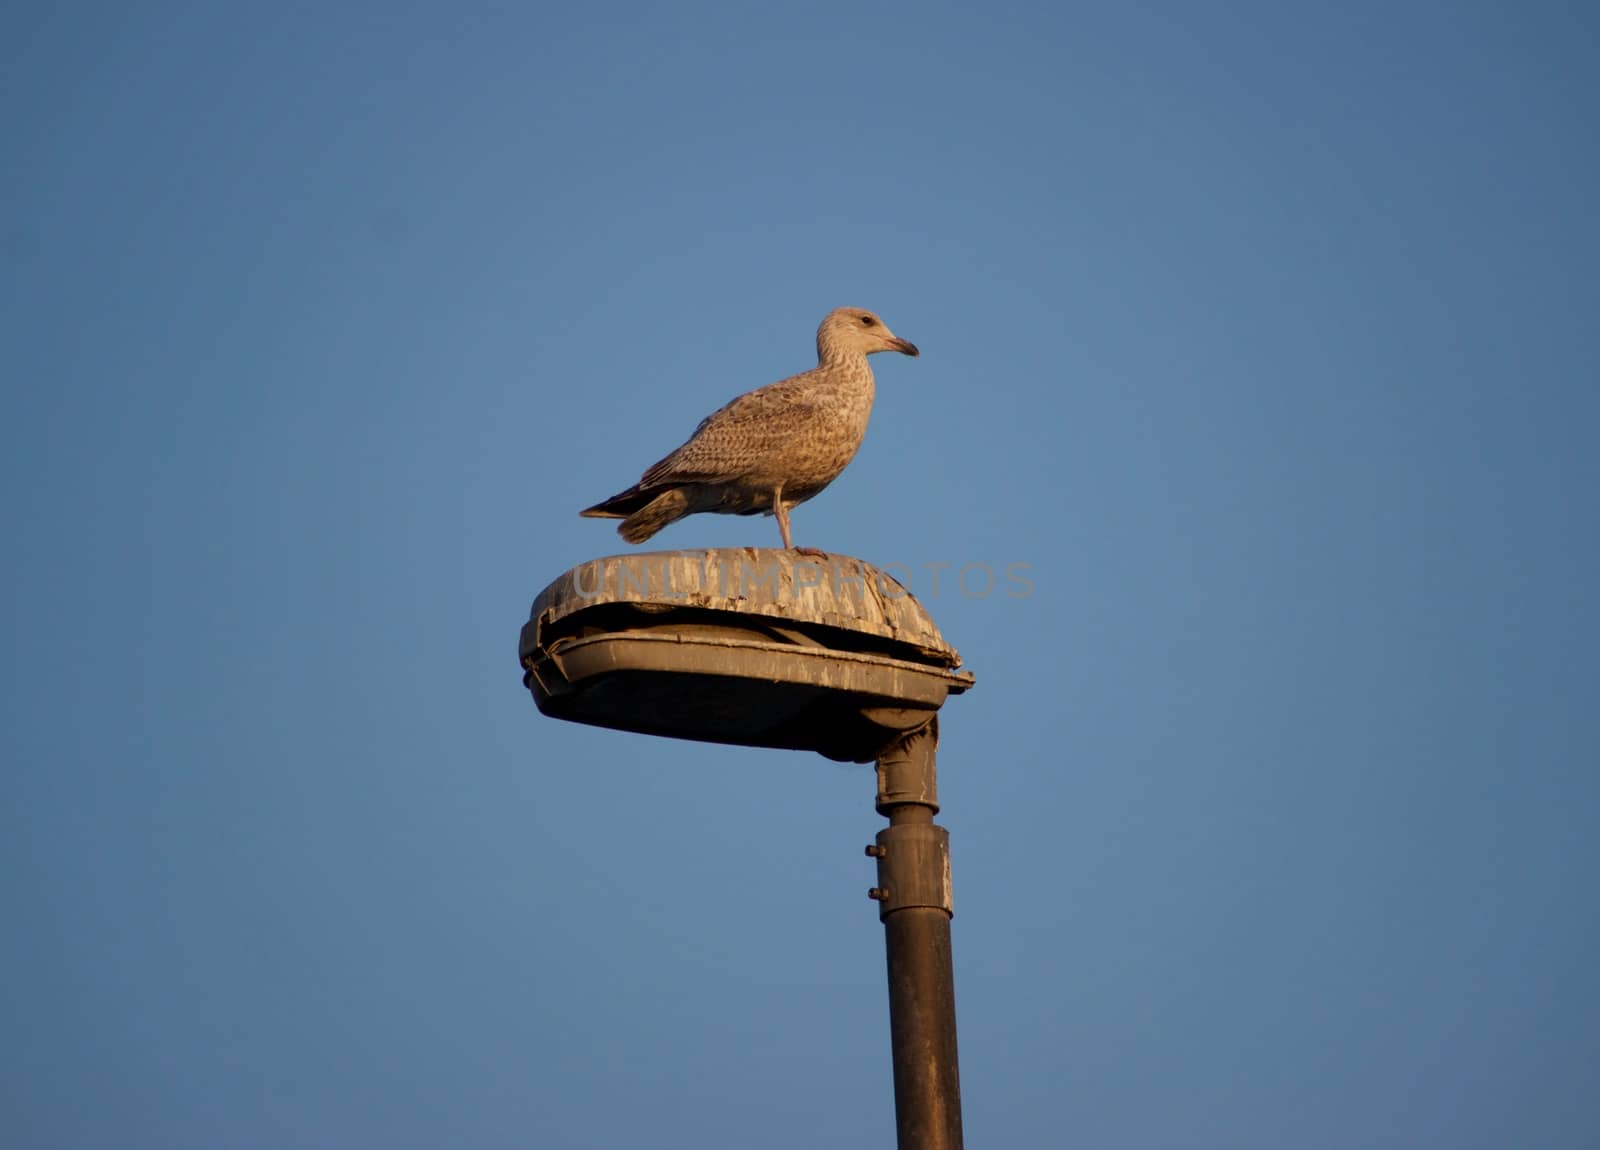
[520,548,973,1149]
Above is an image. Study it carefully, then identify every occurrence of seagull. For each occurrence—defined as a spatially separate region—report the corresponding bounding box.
[580,307,919,551]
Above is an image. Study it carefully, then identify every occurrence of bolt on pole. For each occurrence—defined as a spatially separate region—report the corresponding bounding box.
[869,718,962,1150]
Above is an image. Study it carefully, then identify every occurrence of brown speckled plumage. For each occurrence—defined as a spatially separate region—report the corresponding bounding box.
[581,307,919,549]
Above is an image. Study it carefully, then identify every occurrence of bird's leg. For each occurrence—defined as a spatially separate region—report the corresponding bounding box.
[773,487,793,549]
[774,492,824,557]
[771,486,825,556]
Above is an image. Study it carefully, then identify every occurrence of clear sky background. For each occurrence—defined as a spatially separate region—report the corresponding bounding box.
[5,2,1598,1147]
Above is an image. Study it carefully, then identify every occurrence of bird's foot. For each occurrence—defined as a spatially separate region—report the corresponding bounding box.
[792,546,829,559]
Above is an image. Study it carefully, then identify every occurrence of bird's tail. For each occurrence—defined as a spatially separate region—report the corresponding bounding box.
[618,488,691,543]
[580,486,691,544]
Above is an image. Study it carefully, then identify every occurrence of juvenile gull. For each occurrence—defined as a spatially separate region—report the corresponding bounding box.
[580,307,919,550]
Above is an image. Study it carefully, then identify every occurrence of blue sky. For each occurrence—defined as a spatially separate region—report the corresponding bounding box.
[5,2,1598,1146]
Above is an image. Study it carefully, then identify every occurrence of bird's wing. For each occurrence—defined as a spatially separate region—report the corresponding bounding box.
[639,380,821,487]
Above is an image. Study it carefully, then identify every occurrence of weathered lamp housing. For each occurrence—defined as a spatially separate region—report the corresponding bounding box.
[519,549,973,762]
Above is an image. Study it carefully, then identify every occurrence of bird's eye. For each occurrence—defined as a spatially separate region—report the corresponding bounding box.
[861,316,877,327]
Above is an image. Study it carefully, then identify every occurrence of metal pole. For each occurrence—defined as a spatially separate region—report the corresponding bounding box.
[868,719,962,1150]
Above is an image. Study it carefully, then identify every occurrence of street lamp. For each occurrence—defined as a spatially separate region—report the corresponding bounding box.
[520,548,974,1149]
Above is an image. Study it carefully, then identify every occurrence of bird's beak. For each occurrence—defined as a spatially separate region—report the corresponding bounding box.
[886,336,920,357]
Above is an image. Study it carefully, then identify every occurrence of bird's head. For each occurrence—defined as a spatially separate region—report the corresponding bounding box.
[817,307,920,362]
